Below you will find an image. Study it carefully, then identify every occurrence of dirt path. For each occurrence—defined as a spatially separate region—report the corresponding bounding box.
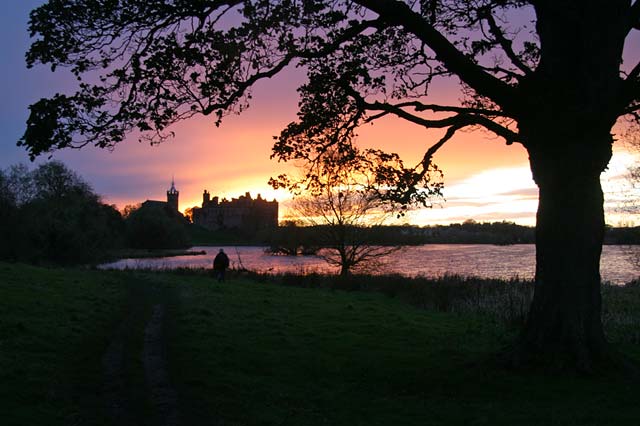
[101,282,180,426]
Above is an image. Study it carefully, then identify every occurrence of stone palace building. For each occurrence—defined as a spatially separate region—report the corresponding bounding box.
[191,190,278,232]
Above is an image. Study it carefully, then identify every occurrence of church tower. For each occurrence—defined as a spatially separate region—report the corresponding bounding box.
[167,177,179,211]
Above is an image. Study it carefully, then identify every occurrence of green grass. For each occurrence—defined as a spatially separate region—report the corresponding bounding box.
[1,262,639,426]
[168,274,640,426]
[0,262,125,426]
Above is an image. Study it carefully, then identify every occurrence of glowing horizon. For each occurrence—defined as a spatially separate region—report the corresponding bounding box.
[114,148,639,228]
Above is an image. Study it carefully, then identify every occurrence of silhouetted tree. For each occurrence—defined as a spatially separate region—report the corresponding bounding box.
[620,129,640,265]
[267,220,316,256]
[621,122,640,214]
[125,203,190,249]
[5,163,35,206]
[18,193,124,264]
[1,161,125,264]
[0,170,17,259]
[279,148,405,275]
[122,203,142,219]
[31,161,93,200]
[21,0,640,370]
[0,170,15,209]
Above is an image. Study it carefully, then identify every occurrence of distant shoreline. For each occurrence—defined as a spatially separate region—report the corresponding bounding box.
[108,248,207,260]
[189,222,640,247]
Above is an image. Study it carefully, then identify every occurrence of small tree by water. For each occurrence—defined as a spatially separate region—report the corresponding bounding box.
[280,148,404,276]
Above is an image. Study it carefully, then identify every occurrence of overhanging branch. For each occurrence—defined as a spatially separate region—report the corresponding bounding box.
[420,123,462,169]
[368,100,512,117]
[351,93,520,145]
[482,9,532,76]
[353,0,517,111]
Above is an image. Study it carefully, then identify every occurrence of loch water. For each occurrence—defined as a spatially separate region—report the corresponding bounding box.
[100,244,640,285]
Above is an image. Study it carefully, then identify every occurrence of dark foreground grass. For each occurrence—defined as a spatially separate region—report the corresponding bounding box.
[1,262,639,425]
[0,262,125,425]
[171,268,640,345]
[168,274,640,426]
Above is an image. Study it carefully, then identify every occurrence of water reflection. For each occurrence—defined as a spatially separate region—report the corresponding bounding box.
[99,244,640,285]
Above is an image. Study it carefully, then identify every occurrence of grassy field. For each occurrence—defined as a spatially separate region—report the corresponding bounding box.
[0,263,125,425]
[1,262,639,425]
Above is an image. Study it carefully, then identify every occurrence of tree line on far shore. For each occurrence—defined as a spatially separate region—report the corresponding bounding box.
[0,161,190,265]
[265,219,640,256]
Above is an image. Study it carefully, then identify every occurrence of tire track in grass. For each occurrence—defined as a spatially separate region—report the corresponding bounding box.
[102,278,180,426]
[102,306,135,426]
[144,304,179,426]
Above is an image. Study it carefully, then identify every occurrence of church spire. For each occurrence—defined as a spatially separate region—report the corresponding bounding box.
[167,175,179,211]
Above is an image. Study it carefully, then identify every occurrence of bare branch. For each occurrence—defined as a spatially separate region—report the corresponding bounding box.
[368,100,511,117]
[201,52,293,117]
[420,123,463,170]
[477,65,523,82]
[353,95,520,145]
[482,9,532,76]
[353,0,517,111]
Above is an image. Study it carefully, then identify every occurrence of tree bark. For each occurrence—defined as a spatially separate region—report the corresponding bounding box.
[517,130,613,371]
[506,0,634,372]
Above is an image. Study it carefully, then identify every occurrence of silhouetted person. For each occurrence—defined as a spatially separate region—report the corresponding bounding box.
[213,248,230,282]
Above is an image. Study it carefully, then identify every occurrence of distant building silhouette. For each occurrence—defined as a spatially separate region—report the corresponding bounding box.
[167,177,179,211]
[142,178,180,213]
[192,191,278,232]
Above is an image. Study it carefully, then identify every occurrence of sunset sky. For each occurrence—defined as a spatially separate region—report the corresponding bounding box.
[1,1,639,226]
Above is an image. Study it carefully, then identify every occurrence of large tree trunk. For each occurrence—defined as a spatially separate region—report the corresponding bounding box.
[517,129,613,371]
[513,0,627,371]
[521,171,608,370]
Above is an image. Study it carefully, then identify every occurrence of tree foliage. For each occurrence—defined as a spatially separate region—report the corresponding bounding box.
[283,148,404,275]
[125,203,190,249]
[0,171,16,259]
[0,161,125,264]
[266,220,320,256]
